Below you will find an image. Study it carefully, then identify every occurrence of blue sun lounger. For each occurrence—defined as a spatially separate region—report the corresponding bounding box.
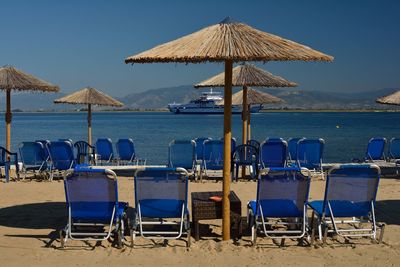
[308,164,385,244]
[116,138,145,165]
[60,168,128,248]
[297,138,325,179]
[18,141,48,179]
[365,137,386,162]
[202,139,224,178]
[287,137,304,164]
[259,138,288,168]
[95,138,114,165]
[168,140,196,177]
[47,141,76,180]
[247,167,311,246]
[194,137,212,177]
[388,138,400,161]
[131,167,190,248]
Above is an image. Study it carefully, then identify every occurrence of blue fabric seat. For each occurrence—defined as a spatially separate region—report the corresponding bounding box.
[247,167,311,245]
[18,141,48,180]
[132,167,190,247]
[248,199,302,218]
[61,168,127,248]
[259,138,287,168]
[95,138,114,165]
[168,140,196,173]
[365,137,386,161]
[308,164,384,244]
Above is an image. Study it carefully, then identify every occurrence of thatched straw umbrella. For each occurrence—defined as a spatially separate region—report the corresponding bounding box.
[54,87,123,146]
[125,17,333,240]
[195,63,294,143]
[217,87,285,139]
[376,91,400,106]
[0,66,60,152]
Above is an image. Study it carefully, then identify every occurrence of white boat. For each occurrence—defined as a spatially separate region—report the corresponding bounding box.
[168,90,262,114]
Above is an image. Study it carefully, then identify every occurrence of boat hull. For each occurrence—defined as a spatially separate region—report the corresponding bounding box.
[168,105,262,114]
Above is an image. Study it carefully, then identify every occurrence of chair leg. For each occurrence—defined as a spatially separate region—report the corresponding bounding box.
[378,223,386,244]
[251,224,257,246]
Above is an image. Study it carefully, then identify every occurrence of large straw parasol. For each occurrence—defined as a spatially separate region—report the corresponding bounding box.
[54,87,123,146]
[0,66,60,152]
[376,90,400,106]
[125,17,333,240]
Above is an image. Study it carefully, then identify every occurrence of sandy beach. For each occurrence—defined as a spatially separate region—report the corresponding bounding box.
[0,175,398,267]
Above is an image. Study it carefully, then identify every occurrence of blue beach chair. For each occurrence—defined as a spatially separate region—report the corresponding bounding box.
[365,137,386,161]
[388,138,400,161]
[297,138,324,178]
[35,139,51,162]
[47,141,76,180]
[287,137,304,164]
[116,138,145,165]
[247,167,311,246]
[18,142,48,179]
[95,138,114,165]
[194,137,212,178]
[202,139,224,178]
[131,167,190,247]
[60,168,128,248]
[232,144,258,181]
[168,140,196,177]
[0,146,19,182]
[308,164,385,244]
[259,138,287,168]
[74,141,96,165]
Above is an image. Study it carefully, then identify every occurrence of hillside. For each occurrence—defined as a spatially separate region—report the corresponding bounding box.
[0,86,398,111]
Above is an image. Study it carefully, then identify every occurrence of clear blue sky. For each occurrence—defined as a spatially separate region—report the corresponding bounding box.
[1,0,399,97]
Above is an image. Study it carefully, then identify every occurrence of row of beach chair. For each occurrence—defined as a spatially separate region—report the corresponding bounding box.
[17,138,145,180]
[353,137,400,162]
[167,137,325,181]
[61,164,385,248]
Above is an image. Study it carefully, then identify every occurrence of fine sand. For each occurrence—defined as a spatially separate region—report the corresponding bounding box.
[0,175,399,267]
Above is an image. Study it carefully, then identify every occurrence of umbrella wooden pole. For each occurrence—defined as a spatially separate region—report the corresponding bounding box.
[87,104,92,146]
[5,90,11,152]
[223,59,233,241]
[241,86,248,179]
[247,105,251,140]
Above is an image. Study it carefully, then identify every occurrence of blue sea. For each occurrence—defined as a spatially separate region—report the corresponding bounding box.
[1,111,399,165]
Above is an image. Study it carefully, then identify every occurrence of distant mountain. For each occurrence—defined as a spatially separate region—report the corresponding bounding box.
[0,86,398,111]
[121,85,400,110]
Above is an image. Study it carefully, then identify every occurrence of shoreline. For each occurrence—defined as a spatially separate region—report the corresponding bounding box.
[1,109,400,114]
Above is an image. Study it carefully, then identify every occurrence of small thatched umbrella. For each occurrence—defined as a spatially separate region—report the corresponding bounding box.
[54,87,123,146]
[376,91,400,106]
[217,87,285,138]
[195,63,294,144]
[125,17,333,240]
[0,66,60,152]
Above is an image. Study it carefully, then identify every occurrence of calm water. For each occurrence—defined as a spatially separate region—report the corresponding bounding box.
[1,111,399,165]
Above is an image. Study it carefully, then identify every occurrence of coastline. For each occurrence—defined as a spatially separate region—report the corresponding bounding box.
[1,108,399,114]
